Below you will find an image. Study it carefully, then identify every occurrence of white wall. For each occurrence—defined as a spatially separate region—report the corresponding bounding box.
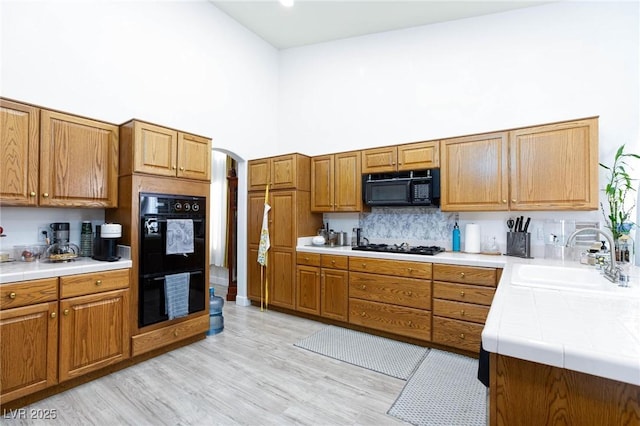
[278,2,638,161]
[1,0,279,160]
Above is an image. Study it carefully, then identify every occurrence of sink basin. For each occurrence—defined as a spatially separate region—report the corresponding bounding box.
[510,263,638,296]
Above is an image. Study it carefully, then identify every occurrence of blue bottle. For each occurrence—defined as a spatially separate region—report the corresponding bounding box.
[452,222,461,252]
[207,287,224,336]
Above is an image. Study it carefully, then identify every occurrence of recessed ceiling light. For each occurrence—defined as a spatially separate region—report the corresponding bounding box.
[279,0,294,7]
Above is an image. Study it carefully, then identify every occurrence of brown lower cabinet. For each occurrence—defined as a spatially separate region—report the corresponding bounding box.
[296,252,349,321]
[432,263,498,352]
[490,353,640,426]
[348,256,433,341]
[295,252,502,354]
[0,270,130,404]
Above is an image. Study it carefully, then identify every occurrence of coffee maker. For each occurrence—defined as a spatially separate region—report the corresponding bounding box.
[93,223,122,262]
[46,222,80,261]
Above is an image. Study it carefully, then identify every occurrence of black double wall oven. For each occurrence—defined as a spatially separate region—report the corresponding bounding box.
[139,193,207,328]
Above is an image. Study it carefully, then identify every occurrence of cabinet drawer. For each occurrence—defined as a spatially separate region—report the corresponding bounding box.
[433,299,490,324]
[297,252,321,267]
[131,314,209,357]
[349,257,432,279]
[433,264,497,287]
[432,316,483,352]
[60,269,130,298]
[349,298,431,341]
[350,272,431,310]
[321,254,348,270]
[1,278,58,309]
[433,282,495,306]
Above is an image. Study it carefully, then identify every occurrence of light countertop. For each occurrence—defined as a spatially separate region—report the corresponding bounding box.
[0,257,133,284]
[297,238,640,386]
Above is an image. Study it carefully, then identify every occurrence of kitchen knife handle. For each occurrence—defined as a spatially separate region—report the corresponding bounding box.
[523,217,531,233]
[514,217,521,233]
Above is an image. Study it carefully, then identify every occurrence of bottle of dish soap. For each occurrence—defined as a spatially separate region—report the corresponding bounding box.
[452,222,461,252]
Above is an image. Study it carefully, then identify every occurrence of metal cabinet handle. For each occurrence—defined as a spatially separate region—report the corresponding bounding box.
[50,312,57,318]
[502,199,507,203]
[331,260,336,265]
[460,333,465,339]
[361,311,366,316]
[460,310,465,316]
[42,193,49,198]
[361,263,367,268]
[9,292,16,299]
[408,320,413,326]
[29,191,36,197]
[63,309,70,316]
[459,272,465,278]
[460,291,465,297]
[512,199,517,203]
[180,167,185,171]
[361,285,366,290]
[408,267,413,273]
[174,330,179,337]
[95,280,102,286]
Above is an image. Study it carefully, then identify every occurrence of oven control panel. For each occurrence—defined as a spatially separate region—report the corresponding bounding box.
[140,193,206,216]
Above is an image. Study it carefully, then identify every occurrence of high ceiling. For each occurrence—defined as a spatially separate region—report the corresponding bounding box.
[210,1,555,49]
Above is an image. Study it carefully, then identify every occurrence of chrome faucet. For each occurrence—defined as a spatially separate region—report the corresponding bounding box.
[566,228,619,283]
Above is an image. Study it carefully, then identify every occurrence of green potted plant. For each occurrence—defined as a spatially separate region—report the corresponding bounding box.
[599,144,639,245]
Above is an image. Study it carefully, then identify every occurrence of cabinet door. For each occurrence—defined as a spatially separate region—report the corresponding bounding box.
[39,110,119,207]
[334,151,362,211]
[133,121,178,177]
[177,132,211,181]
[398,141,439,171]
[440,132,509,211]
[509,118,598,210]
[321,268,349,321]
[0,301,58,403]
[248,158,270,191]
[271,250,295,309]
[271,155,298,190]
[311,154,334,211]
[59,289,130,382]
[361,146,397,173]
[296,265,321,315]
[0,99,39,206]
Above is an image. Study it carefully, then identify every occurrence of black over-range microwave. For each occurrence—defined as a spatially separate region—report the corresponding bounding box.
[363,169,440,207]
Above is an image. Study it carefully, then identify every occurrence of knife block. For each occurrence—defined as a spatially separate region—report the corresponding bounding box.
[507,232,532,258]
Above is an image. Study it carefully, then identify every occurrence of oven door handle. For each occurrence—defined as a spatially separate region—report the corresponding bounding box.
[151,270,203,281]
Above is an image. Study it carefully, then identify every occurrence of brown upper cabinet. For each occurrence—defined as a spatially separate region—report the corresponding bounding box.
[311,151,362,212]
[0,99,119,208]
[361,141,439,174]
[248,153,311,191]
[1,99,40,206]
[440,117,599,211]
[119,120,211,181]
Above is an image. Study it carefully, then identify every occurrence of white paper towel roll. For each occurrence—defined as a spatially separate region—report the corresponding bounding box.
[465,223,481,253]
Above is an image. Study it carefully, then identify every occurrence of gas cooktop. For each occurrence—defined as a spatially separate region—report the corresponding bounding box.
[351,243,445,256]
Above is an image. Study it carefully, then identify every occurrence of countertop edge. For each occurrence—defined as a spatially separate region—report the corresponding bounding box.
[0,258,133,283]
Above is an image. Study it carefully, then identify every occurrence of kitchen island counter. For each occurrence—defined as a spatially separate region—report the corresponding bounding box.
[0,257,133,284]
[297,240,640,386]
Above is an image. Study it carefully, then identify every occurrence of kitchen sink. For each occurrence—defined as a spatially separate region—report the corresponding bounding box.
[510,263,639,296]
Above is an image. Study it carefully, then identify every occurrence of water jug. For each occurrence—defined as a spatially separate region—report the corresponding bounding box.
[207,287,224,336]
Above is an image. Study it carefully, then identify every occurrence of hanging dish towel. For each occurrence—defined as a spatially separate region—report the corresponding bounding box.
[165,272,190,320]
[166,219,194,255]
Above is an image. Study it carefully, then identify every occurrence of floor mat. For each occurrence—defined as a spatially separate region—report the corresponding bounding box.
[387,349,486,425]
[294,325,429,380]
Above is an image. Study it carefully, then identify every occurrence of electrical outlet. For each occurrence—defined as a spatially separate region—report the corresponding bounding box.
[37,226,49,243]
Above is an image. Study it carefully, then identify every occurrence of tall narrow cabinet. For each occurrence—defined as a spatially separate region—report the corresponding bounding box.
[247,154,322,310]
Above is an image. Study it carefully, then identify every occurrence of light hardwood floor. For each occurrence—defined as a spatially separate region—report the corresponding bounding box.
[5,303,409,425]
